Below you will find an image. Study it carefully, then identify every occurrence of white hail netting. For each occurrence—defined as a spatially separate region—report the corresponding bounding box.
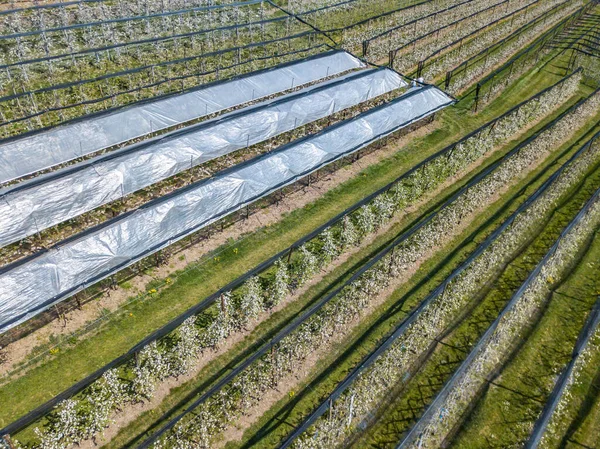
[0,68,406,247]
[0,51,364,184]
[0,85,453,333]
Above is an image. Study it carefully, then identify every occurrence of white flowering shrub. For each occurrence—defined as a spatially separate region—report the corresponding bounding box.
[320,227,341,261]
[171,317,201,375]
[357,205,376,235]
[298,244,320,284]
[341,216,360,248]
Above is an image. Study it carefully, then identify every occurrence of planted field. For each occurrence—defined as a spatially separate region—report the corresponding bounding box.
[0,1,599,449]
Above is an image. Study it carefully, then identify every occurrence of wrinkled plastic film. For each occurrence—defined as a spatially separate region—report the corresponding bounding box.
[0,86,454,333]
[0,69,406,247]
[0,51,364,184]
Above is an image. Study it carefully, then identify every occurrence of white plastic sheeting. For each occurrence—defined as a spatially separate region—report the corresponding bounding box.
[0,51,363,185]
[0,85,454,333]
[0,69,405,248]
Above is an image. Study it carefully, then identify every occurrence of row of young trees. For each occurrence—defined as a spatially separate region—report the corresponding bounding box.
[1,2,266,64]
[312,0,460,50]
[401,181,600,449]
[0,14,306,99]
[142,73,592,448]
[292,93,600,449]
[444,1,578,94]
[420,0,580,83]
[10,69,580,449]
[0,0,245,35]
[390,0,567,75]
[473,6,585,110]
[533,305,600,448]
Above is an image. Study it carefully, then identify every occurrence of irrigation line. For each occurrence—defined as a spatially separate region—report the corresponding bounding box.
[0,70,575,439]
[277,102,600,449]
[525,295,600,448]
[397,145,600,448]
[134,74,585,449]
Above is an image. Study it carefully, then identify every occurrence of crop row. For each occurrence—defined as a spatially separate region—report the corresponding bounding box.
[0,32,325,137]
[0,16,309,102]
[4,59,580,449]
[400,179,600,449]
[533,299,600,448]
[417,0,580,82]
[0,0,247,36]
[471,8,584,111]
[136,71,590,449]
[289,96,600,449]
[360,0,504,61]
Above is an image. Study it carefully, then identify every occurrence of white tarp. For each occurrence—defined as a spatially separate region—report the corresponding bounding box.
[0,68,406,247]
[0,85,454,333]
[0,51,363,184]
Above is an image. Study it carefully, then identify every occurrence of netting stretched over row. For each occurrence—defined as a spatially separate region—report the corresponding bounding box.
[0,84,453,334]
[0,67,406,247]
[0,50,362,185]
